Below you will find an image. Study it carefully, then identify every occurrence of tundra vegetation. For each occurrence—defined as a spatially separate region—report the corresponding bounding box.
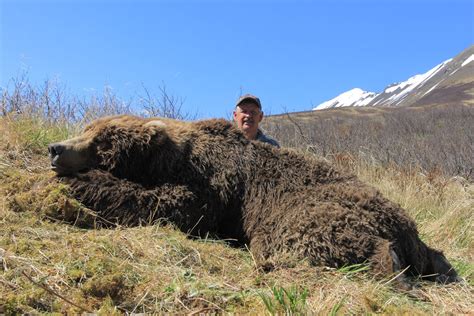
[0,78,473,314]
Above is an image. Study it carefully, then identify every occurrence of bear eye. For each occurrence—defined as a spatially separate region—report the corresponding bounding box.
[91,133,111,147]
[96,142,112,151]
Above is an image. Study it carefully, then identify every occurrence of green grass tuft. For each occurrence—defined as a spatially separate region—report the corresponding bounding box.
[258,285,309,315]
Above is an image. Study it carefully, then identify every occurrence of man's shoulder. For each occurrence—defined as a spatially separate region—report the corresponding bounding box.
[256,130,280,148]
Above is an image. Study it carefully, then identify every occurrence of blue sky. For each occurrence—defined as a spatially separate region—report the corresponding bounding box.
[1,0,473,119]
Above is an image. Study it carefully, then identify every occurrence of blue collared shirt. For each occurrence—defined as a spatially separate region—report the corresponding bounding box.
[256,130,280,148]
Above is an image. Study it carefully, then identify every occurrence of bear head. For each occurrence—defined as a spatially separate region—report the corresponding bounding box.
[48,115,176,181]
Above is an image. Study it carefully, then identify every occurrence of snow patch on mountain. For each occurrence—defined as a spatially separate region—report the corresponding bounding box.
[422,81,442,97]
[461,54,474,67]
[314,88,377,110]
[385,59,451,103]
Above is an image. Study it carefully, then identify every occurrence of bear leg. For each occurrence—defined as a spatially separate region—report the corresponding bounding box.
[369,239,412,289]
[423,248,462,284]
[64,170,198,229]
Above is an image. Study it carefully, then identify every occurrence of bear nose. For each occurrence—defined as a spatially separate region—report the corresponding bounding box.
[48,143,65,157]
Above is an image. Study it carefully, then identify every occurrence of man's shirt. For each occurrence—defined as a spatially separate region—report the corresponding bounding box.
[256,130,280,148]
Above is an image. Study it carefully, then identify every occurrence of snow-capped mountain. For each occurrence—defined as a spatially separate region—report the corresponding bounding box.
[315,88,377,109]
[314,45,474,110]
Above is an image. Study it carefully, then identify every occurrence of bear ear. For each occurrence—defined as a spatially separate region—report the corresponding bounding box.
[144,119,167,129]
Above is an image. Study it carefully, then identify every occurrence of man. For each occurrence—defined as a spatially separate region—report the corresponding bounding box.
[233,94,280,148]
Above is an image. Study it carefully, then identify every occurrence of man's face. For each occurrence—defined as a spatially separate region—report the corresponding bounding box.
[233,102,263,138]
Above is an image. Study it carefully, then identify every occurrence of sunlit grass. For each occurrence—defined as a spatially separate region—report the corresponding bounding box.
[0,115,472,314]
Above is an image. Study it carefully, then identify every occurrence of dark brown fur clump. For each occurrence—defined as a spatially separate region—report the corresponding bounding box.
[51,115,460,284]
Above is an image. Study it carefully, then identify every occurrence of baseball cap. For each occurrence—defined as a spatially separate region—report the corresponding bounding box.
[235,94,262,109]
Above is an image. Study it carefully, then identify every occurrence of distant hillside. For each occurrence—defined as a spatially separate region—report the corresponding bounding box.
[263,104,474,180]
[314,45,474,109]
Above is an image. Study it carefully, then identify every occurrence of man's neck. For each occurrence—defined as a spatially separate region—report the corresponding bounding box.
[243,129,259,140]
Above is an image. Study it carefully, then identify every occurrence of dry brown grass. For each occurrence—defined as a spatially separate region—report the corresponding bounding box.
[263,104,474,180]
[0,115,473,314]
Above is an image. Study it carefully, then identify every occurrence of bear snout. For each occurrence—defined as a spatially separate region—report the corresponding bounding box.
[48,142,69,174]
[48,141,93,175]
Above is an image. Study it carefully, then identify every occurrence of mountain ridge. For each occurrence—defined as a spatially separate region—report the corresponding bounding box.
[314,45,474,110]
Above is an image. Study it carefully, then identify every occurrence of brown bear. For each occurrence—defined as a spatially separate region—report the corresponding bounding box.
[48,114,460,284]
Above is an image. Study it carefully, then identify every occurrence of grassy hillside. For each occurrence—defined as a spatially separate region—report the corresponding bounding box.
[1,113,473,314]
[1,80,473,313]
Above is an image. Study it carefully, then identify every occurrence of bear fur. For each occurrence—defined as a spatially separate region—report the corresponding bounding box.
[48,115,460,284]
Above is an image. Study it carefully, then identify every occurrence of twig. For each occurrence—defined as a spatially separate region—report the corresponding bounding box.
[284,111,312,146]
[0,277,18,290]
[382,266,410,286]
[187,307,218,315]
[187,215,204,237]
[21,270,93,313]
[131,289,150,314]
[223,281,240,291]
[190,297,223,312]
[244,244,258,270]
[175,296,191,311]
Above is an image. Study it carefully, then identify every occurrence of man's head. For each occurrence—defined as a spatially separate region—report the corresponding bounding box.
[233,94,264,140]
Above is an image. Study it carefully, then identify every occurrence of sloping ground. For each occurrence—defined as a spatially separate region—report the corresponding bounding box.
[0,116,473,314]
[416,83,474,107]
